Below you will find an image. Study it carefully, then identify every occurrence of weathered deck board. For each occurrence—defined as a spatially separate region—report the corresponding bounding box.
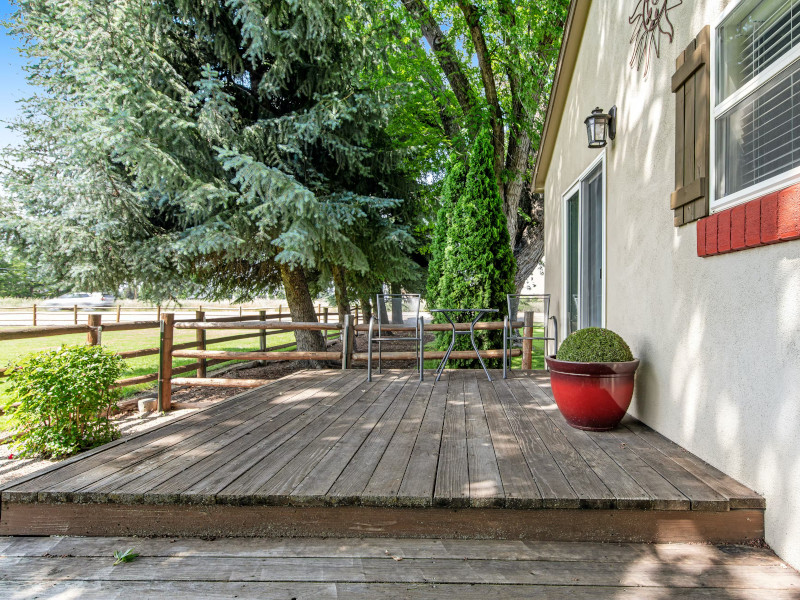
[464,373,504,507]
[433,373,469,507]
[80,372,351,502]
[325,376,421,503]
[218,373,389,500]
[477,377,542,507]
[492,377,579,507]
[0,536,798,600]
[360,380,434,504]
[0,369,765,542]
[515,375,651,509]
[397,373,449,506]
[504,375,613,508]
[4,373,313,499]
[291,373,413,501]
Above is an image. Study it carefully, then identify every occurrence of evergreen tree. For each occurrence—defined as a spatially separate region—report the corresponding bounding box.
[0,0,419,356]
[426,159,465,309]
[436,127,516,367]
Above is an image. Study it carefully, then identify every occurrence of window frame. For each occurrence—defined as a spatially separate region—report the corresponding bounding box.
[561,150,606,339]
[710,0,800,212]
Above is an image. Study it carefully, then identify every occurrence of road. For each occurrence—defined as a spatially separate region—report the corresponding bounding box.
[0,308,281,328]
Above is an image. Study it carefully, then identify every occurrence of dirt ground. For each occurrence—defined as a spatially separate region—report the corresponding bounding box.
[0,330,432,488]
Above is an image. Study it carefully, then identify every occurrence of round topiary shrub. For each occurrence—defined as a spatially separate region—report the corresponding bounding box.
[555,328,634,363]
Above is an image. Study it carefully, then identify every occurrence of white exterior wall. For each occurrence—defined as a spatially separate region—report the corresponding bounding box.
[543,0,800,568]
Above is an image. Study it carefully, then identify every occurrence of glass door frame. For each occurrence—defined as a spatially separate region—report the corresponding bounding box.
[561,151,607,339]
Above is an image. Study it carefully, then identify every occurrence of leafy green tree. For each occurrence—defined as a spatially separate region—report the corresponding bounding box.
[382,0,570,290]
[1,0,420,355]
[0,247,52,298]
[436,127,516,366]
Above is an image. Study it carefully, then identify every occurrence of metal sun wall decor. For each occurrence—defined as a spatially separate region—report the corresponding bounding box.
[629,0,683,78]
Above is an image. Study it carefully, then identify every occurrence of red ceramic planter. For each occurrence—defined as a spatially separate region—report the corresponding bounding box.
[545,356,640,431]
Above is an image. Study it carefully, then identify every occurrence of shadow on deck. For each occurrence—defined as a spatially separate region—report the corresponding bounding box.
[0,369,764,542]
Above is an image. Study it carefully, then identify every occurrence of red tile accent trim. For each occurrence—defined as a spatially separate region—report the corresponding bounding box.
[717,210,731,253]
[731,205,746,250]
[698,183,800,257]
[761,193,779,244]
[778,186,800,240]
[696,219,706,257]
[745,199,761,248]
[705,213,718,255]
[697,184,800,257]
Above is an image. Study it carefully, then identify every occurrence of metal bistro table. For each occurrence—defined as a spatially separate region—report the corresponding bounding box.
[430,308,498,382]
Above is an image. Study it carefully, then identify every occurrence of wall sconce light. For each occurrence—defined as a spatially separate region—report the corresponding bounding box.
[584,106,617,148]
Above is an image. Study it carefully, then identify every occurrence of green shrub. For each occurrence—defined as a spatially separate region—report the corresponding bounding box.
[5,345,125,458]
[434,126,516,367]
[556,328,634,363]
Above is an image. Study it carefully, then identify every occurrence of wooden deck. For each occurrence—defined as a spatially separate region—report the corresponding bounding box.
[2,536,798,599]
[0,369,764,542]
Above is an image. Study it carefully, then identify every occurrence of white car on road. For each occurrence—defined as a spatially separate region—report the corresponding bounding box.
[40,292,116,310]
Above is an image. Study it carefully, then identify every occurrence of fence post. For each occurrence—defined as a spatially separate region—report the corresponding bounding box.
[87,313,102,346]
[259,309,267,366]
[158,312,174,412]
[323,307,329,342]
[239,305,242,317]
[196,310,206,378]
[32,304,37,327]
[342,314,354,369]
[278,304,282,322]
[73,304,78,325]
[116,305,121,323]
[522,310,534,370]
[157,305,162,321]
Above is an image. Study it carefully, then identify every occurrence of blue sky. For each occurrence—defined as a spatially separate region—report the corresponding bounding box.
[0,1,28,149]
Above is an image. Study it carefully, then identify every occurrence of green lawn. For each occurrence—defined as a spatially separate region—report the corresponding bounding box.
[0,327,303,401]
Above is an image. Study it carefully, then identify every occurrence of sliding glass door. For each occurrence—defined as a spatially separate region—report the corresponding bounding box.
[564,162,604,335]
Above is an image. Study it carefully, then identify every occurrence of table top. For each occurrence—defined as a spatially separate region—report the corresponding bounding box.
[430,308,498,313]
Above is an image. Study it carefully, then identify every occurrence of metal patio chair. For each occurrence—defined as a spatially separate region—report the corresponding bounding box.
[503,294,558,378]
[367,293,424,382]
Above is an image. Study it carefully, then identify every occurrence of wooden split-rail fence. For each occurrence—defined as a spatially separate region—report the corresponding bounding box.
[1,308,536,413]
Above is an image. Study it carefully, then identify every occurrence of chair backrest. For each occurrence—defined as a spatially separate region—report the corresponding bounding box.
[375,293,420,328]
[507,294,550,338]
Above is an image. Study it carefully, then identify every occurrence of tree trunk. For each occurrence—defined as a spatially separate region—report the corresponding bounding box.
[377,287,390,325]
[359,292,373,324]
[278,263,326,367]
[331,265,351,328]
[512,192,545,292]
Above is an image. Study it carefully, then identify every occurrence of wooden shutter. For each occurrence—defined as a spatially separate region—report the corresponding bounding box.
[671,26,710,227]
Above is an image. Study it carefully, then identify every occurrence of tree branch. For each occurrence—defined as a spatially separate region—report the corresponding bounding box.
[458,1,504,191]
[401,0,477,117]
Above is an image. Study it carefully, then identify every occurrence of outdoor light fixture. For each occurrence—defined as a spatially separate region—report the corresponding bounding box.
[584,105,617,148]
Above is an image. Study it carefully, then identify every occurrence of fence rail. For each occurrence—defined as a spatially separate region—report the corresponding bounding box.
[2,307,538,414]
[0,308,344,388]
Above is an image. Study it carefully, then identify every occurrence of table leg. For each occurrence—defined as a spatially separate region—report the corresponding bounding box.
[435,315,457,382]
[470,311,492,381]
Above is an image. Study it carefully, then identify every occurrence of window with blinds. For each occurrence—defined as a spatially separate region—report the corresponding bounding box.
[713,0,800,208]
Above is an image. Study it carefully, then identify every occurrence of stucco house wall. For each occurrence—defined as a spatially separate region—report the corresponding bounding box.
[541,0,800,568]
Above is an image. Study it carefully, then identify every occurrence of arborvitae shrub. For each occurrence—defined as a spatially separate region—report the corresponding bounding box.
[426,159,466,309]
[435,127,516,367]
